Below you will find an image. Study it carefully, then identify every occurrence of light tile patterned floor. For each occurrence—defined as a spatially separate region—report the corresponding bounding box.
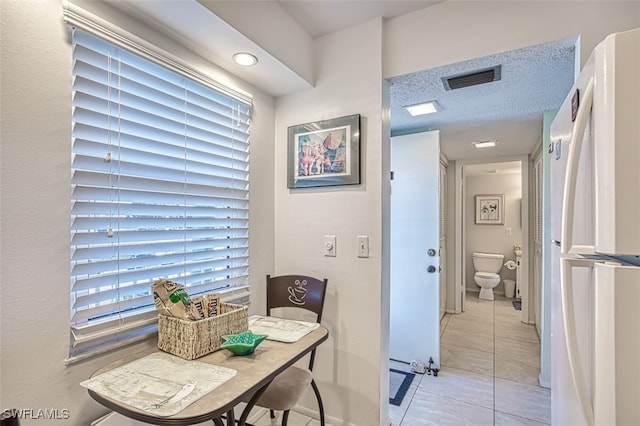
[254,294,549,426]
[390,294,550,426]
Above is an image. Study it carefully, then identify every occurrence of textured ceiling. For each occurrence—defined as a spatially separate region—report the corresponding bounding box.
[389,36,577,160]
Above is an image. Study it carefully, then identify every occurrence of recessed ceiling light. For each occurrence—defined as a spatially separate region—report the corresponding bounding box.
[233,52,258,66]
[405,101,440,116]
[472,140,497,148]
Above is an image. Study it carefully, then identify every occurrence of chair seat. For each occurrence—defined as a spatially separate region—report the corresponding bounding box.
[253,366,313,411]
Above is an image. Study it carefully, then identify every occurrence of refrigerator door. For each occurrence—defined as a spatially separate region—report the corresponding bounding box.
[593,28,640,256]
[559,258,640,426]
[593,262,640,425]
[555,28,640,257]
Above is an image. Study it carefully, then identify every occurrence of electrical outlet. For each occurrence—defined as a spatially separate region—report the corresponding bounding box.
[324,235,336,257]
[357,235,369,258]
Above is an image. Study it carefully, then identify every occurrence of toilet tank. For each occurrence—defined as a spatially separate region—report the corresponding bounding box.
[472,252,504,273]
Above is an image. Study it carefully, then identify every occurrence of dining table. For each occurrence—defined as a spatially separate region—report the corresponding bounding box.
[84,324,329,425]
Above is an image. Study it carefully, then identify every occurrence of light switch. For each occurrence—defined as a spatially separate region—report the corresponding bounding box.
[324,235,336,257]
[357,235,369,258]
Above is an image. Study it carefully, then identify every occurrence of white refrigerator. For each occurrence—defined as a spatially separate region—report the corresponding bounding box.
[549,28,640,426]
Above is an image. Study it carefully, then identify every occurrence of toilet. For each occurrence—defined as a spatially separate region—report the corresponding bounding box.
[472,252,505,300]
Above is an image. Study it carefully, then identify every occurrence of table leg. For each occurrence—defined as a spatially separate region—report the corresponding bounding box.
[225,409,235,426]
[212,418,225,426]
[237,383,269,426]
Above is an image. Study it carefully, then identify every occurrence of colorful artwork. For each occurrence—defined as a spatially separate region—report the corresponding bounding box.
[287,114,360,188]
[295,127,349,178]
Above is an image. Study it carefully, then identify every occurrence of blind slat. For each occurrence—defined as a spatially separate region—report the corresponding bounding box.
[71,248,249,277]
[71,227,248,247]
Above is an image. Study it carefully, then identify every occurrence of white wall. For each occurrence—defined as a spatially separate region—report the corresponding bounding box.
[274,19,387,426]
[384,1,640,79]
[465,173,522,295]
[0,1,275,424]
[2,2,639,426]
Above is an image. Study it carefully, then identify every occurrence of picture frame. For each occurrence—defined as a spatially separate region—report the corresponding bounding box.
[287,114,361,188]
[475,194,505,225]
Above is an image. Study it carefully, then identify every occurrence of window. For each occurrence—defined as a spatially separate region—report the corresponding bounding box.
[69,30,251,359]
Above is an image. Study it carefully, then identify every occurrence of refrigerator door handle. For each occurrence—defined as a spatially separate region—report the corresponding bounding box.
[561,258,595,426]
[561,77,595,255]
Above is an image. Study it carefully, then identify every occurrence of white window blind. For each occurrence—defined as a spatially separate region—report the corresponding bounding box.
[69,29,251,359]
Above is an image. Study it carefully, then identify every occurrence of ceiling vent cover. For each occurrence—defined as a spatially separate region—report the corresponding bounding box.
[442,65,502,91]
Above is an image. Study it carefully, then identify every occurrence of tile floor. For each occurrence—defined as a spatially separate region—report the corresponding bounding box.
[389,294,550,426]
[251,294,550,426]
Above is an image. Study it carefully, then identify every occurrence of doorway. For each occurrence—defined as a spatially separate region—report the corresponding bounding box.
[456,158,530,324]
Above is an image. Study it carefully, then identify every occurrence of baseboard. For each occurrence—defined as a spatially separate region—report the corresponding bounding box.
[538,374,551,389]
[294,404,361,426]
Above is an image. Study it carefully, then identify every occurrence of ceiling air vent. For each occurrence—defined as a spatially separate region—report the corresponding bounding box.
[442,65,502,91]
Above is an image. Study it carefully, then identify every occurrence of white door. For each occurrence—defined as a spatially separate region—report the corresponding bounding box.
[390,131,440,366]
[556,257,640,425]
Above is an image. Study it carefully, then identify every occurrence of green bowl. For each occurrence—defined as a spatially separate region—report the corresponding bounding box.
[221,330,268,356]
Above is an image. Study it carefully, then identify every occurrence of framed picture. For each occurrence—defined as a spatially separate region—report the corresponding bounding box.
[287,114,360,188]
[475,194,505,224]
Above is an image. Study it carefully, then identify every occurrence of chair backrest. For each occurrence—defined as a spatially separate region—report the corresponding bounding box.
[1,409,20,426]
[266,274,328,371]
[266,274,328,323]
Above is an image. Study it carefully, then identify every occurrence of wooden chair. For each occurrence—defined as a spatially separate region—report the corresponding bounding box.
[252,274,328,426]
[0,409,19,426]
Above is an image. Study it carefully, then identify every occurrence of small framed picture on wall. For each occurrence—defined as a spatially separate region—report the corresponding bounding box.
[475,194,505,225]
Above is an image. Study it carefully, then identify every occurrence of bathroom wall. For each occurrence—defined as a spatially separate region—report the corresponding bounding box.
[465,171,522,295]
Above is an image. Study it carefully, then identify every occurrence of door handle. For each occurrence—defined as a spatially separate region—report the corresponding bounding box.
[427,265,437,273]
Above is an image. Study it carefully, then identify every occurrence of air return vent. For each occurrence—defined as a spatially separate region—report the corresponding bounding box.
[442,65,502,91]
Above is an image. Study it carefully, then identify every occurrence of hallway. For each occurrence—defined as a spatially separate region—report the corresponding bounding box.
[390,294,550,425]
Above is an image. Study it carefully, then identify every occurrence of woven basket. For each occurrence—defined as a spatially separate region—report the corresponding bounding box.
[157,303,249,360]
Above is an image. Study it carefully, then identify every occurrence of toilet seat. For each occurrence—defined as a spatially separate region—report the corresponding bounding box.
[474,272,499,279]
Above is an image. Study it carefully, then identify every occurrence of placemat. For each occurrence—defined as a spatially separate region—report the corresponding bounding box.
[81,352,236,417]
[248,315,320,343]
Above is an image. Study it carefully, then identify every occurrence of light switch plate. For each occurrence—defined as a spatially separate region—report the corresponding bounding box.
[357,235,369,258]
[324,235,336,257]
